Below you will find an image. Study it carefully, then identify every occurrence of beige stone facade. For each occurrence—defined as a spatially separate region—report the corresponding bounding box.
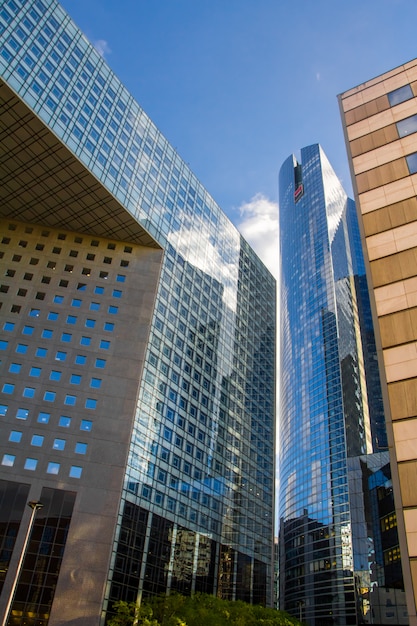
[339,59,417,626]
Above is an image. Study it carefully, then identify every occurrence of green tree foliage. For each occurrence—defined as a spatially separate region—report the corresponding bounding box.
[108,594,301,626]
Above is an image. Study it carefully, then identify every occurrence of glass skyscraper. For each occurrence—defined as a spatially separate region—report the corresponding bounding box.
[278,145,406,625]
[0,1,276,624]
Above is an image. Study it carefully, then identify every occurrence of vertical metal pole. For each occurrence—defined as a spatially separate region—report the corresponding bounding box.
[1,501,43,626]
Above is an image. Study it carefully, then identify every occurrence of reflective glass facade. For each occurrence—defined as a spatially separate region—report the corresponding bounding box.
[278,145,406,625]
[0,1,276,624]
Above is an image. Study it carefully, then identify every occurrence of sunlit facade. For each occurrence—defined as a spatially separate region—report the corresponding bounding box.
[339,59,417,626]
[0,1,276,624]
[278,145,406,625]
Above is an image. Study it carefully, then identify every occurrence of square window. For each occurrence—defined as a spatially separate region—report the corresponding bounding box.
[36,292,46,300]
[23,273,33,281]
[31,434,44,447]
[0,405,8,416]
[11,305,21,313]
[47,462,60,474]
[0,340,8,350]
[103,256,112,264]
[66,315,77,324]
[29,258,39,265]
[80,336,91,346]
[59,280,68,288]
[48,261,57,270]
[90,377,102,388]
[22,326,34,336]
[112,290,122,298]
[30,367,41,377]
[43,391,56,402]
[95,358,106,368]
[75,442,87,454]
[86,253,95,261]
[55,351,67,361]
[52,247,61,254]
[48,312,59,321]
[49,370,61,381]
[41,276,51,284]
[42,329,53,339]
[61,332,72,342]
[29,308,40,317]
[116,274,126,283]
[80,419,92,431]
[35,347,47,357]
[72,298,82,307]
[70,374,81,385]
[17,288,27,297]
[53,295,64,303]
[53,438,66,450]
[65,395,76,406]
[9,430,22,443]
[24,458,38,471]
[94,286,104,294]
[104,322,114,332]
[69,465,82,478]
[69,250,78,257]
[16,407,29,419]
[90,302,100,311]
[82,268,91,276]
[108,305,118,314]
[12,255,22,262]
[77,283,87,291]
[2,454,15,467]
[75,354,87,365]
[23,387,35,398]
[99,271,108,279]
[9,363,21,374]
[85,319,96,328]
[3,322,15,332]
[64,264,74,272]
[99,340,110,350]
[59,416,71,427]
[120,260,129,268]
[38,412,50,424]
[85,398,97,409]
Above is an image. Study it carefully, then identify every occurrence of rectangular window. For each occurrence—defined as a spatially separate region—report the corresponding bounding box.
[388,84,413,106]
[59,416,71,427]
[53,438,66,450]
[37,412,50,423]
[80,419,92,431]
[24,458,38,470]
[397,114,417,138]
[406,152,417,174]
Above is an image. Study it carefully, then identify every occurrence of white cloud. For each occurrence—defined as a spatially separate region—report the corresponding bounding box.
[237,193,279,279]
[94,39,111,58]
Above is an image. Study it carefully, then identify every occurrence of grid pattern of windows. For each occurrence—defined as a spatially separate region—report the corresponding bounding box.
[0,0,276,614]
[278,145,387,623]
[0,220,135,480]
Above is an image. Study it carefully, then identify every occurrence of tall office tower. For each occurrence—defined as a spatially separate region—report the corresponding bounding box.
[0,1,276,624]
[339,59,417,626]
[278,144,407,626]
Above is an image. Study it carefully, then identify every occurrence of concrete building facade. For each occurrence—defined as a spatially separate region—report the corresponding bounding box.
[0,1,276,624]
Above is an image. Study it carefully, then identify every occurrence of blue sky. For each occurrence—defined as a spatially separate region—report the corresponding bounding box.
[61,0,417,275]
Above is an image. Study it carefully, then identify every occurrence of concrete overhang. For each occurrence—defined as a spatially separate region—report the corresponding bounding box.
[0,80,160,248]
